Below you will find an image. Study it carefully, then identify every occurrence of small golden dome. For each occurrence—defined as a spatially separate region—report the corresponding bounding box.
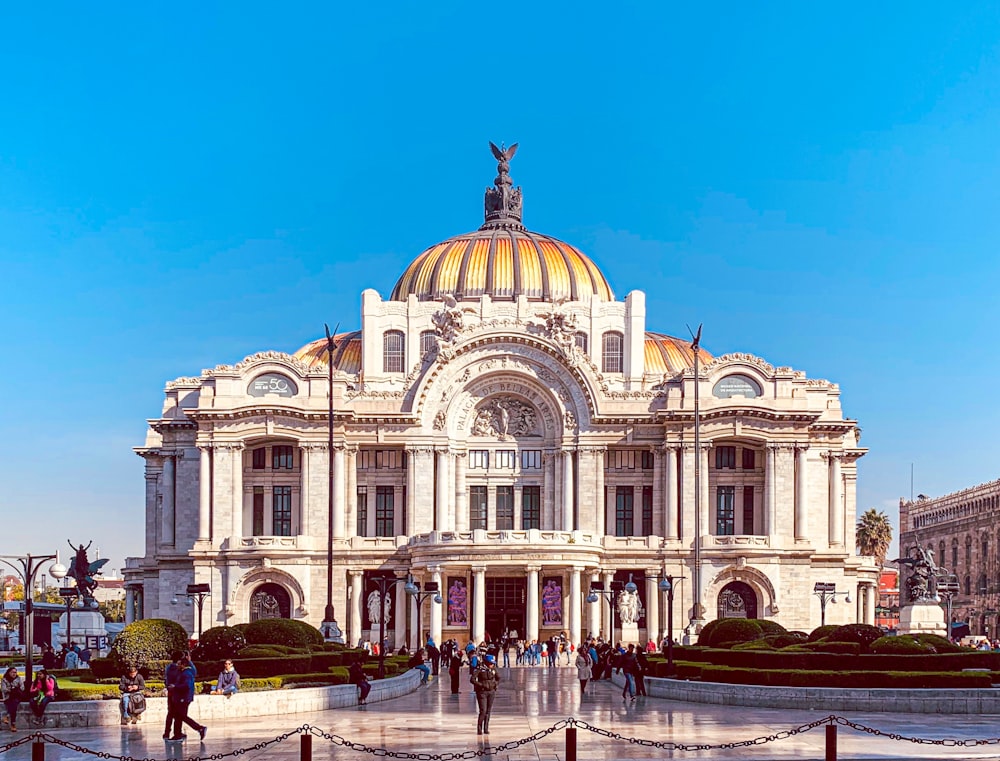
[644,332,712,375]
[390,142,614,303]
[293,331,362,374]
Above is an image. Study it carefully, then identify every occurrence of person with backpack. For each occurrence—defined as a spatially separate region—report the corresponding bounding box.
[471,653,500,734]
[119,664,146,724]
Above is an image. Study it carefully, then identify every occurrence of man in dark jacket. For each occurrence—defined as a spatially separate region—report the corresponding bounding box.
[164,651,207,742]
[471,654,500,734]
[348,658,371,704]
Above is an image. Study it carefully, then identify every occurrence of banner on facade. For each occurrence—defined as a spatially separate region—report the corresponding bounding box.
[446,576,468,627]
[541,576,563,626]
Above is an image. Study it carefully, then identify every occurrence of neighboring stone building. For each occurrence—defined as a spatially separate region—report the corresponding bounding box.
[899,479,1000,638]
[124,147,878,646]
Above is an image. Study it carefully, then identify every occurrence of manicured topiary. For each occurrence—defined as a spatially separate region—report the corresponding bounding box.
[870,635,934,654]
[109,618,190,671]
[828,623,883,650]
[192,626,247,660]
[756,619,788,636]
[732,639,774,650]
[695,619,723,646]
[914,633,962,654]
[705,618,763,648]
[764,633,806,648]
[243,618,324,649]
[807,625,839,642]
[238,645,289,658]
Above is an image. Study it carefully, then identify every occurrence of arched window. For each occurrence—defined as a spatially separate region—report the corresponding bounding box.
[250,583,291,621]
[964,576,971,596]
[952,540,959,569]
[383,330,405,373]
[602,331,624,373]
[939,541,946,567]
[980,574,989,595]
[574,332,588,353]
[420,330,437,359]
[984,536,990,564]
[966,536,973,567]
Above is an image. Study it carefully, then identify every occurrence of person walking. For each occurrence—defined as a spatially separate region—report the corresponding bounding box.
[426,639,441,677]
[574,644,593,696]
[164,651,207,742]
[1,667,24,732]
[119,664,146,724]
[620,644,638,701]
[448,649,464,694]
[635,648,649,697]
[471,653,500,735]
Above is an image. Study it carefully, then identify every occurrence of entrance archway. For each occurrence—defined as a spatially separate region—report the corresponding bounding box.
[717,581,757,619]
[249,583,291,621]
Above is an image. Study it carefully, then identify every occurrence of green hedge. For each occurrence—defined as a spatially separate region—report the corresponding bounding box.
[192,626,247,660]
[231,655,312,677]
[661,646,1000,673]
[243,619,324,649]
[697,665,991,689]
[109,619,190,671]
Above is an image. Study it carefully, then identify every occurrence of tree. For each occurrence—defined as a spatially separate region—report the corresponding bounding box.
[856,508,893,568]
[99,599,125,622]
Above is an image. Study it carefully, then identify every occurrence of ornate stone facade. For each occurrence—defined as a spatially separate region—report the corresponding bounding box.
[125,149,878,646]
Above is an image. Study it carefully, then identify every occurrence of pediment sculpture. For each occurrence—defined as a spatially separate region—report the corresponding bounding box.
[471,395,538,439]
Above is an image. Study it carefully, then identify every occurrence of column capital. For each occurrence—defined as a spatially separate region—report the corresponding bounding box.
[196,443,214,452]
[796,443,810,453]
[645,568,660,578]
[299,442,327,452]
[215,442,244,452]
[822,450,844,462]
[577,445,606,455]
[471,565,486,575]
[660,442,680,453]
[406,446,436,456]
[525,564,541,574]
[348,569,365,579]
[427,564,443,574]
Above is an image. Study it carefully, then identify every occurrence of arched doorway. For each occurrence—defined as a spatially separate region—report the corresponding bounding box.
[249,583,291,621]
[717,581,757,619]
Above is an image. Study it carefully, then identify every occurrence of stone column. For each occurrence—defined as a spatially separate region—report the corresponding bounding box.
[602,570,614,643]
[161,454,175,546]
[700,445,710,539]
[231,444,244,538]
[198,446,211,541]
[594,447,606,536]
[435,448,450,532]
[764,445,776,538]
[562,450,575,531]
[664,445,679,541]
[651,448,663,538]
[526,566,540,642]
[645,571,660,643]
[569,566,582,648]
[349,570,364,648]
[332,445,346,540]
[430,567,443,646]
[409,585,419,648]
[125,588,136,624]
[828,452,843,547]
[405,447,416,536]
[393,572,408,650]
[795,444,809,541]
[680,445,695,543]
[454,452,468,533]
[472,566,486,643]
[346,447,357,538]
[586,570,600,638]
[299,445,311,536]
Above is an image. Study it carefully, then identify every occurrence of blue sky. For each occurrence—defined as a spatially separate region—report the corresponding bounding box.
[2,3,999,572]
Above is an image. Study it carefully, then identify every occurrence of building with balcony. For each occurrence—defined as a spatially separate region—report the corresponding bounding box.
[124,146,878,646]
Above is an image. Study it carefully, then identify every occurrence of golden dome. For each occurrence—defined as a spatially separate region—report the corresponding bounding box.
[391,142,614,303]
[293,331,362,374]
[391,228,614,303]
[644,332,712,375]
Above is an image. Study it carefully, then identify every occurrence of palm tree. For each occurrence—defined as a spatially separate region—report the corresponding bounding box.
[856,508,893,568]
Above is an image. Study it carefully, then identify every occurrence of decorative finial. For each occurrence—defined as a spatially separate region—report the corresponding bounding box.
[482,141,524,230]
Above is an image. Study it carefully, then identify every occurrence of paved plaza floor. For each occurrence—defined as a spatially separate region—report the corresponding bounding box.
[2,664,1000,760]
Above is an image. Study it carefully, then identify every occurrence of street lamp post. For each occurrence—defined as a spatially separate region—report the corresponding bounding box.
[172,583,211,640]
[658,574,685,676]
[688,324,704,635]
[404,578,441,648]
[937,575,959,640]
[586,575,638,648]
[58,587,78,649]
[322,323,344,643]
[368,576,406,679]
[813,582,851,627]
[0,554,65,678]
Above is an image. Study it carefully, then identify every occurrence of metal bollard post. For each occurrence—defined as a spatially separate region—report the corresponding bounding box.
[825,724,837,761]
[566,726,576,761]
[300,732,312,761]
[32,740,44,761]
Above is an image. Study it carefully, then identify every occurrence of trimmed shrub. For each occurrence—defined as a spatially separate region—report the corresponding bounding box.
[914,634,962,654]
[870,636,934,655]
[233,654,312,677]
[109,619,190,671]
[238,646,289,659]
[695,619,723,646]
[808,625,839,642]
[828,624,883,650]
[704,619,762,648]
[800,641,861,655]
[732,639,774,651]
[764,634,805,648]
[756,620,788,636]
[192,626,247,660]
[697,665,991,689]
[243,619,324,649]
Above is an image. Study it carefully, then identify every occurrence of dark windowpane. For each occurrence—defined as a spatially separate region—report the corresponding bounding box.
[252,448,266,470]
[356,486,368,537]
[375,486,394,537]
[470,486,488,530]
[252,487,264,536]
[641,485,653,536]
[521,486,540,530]
[272,445,293,470]
[715,446,736,469]
[615,486,634,537]
[272,486,292,536]
[742,486,754,534]
[741,448,755,470]
[716,486,735,535]
[640,450,654,470]
[497,486,514,530]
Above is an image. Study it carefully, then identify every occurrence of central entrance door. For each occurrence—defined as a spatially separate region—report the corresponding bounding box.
[485,577,526,642]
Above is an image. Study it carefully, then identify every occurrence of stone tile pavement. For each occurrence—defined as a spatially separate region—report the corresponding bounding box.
[2,666,999,760]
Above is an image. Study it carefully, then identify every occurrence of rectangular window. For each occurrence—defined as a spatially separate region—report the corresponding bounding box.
[420,330,437,358]
[470,486,488,530]
[716,486,735,535]
[574,332,588,353]
[375,449,402,469]
[640,450,655,470]
[742,486,754,535]
[356,486,368,537]
[383,331,405,373]
[741,448,756,470]
[602,331,623,373]
[641,485,653,536]
[496,486,514,530]
[252,487,264,536]
[521,450,541,469]
[610,450,636,470]
[615,486,634,537]
[495,450,516,469]
[469,450,489,469]
[356,450,371,470]
[252,448,266,470]
[273,445,294,470]
[715,446,736,469]
[522,486,540,530]
[375,486,394,537]
[272,486,292,536]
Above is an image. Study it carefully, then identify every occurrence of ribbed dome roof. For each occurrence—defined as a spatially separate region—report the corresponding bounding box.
[293,331,362,374]
[390,142,614,303]
[390,228,614,303]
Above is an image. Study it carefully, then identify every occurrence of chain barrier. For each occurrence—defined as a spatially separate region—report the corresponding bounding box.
[3,715,1000,759]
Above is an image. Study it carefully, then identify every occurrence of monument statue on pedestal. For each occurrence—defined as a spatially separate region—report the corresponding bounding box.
[894,544,946,636]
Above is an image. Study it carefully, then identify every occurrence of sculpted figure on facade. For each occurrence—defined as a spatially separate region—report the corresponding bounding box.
[470,395,537,439]
[539,299,578,360]
[432,294,470,352]
[618,589,641,625]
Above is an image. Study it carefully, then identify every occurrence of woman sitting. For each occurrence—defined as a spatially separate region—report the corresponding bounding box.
[211,660,241,696]
[1,667,25,732]
[408,648,431,684]
[28,670,55,723]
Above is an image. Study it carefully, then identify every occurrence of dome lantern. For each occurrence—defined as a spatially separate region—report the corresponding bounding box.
[482,141,524,231]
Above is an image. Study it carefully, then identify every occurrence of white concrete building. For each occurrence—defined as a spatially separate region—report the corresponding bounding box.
[125,147,878,645]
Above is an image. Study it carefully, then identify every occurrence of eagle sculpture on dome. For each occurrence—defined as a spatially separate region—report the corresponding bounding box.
[490,141,518,162]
